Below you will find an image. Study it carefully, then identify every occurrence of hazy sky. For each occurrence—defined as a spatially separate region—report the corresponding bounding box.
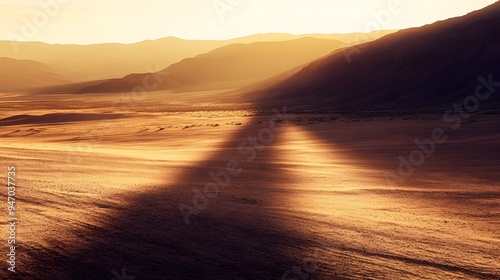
[0,0,497,44]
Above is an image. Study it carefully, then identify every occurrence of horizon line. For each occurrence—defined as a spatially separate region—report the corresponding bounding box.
[0,30,400,47]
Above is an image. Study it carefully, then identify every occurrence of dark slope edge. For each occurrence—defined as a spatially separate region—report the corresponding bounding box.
[254,2,500,110]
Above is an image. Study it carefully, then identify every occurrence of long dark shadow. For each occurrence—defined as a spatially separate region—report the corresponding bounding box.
[24,111,327,279]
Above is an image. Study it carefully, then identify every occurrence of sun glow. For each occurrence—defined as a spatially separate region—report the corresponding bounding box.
[0,0,497,44]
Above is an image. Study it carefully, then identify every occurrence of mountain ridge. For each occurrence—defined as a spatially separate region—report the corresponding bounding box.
[252,1,500,110]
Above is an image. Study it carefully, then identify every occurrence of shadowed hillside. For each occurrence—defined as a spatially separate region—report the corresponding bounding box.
[254,2,500,110]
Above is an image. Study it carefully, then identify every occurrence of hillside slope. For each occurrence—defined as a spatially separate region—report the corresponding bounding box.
[0,31,396,83]
[255,2,500,110]
[81,38,353,93]
[0,57,68,90]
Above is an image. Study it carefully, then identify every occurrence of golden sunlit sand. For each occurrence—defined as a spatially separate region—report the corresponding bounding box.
[0,90,498,279]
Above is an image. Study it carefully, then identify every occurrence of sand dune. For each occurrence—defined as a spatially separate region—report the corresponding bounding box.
[0,113,127,126]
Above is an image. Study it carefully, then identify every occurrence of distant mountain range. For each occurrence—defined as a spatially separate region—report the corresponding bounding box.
[5,0,499,112]
[0,31,395,83]
[0,57,68,90]
[80,38,354,93]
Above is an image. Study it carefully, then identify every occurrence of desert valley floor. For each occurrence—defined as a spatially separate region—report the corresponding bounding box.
[0,90,499,279]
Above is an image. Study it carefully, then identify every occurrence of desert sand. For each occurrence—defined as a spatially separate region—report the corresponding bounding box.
[0,90,498,279]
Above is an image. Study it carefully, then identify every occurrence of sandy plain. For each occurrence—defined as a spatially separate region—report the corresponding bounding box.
[0,90,498,279]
